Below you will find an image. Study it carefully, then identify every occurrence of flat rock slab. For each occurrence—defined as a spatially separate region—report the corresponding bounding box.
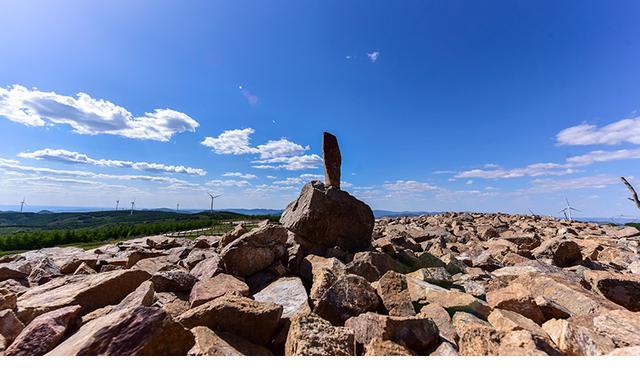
[253,277,309,319]
[17,269,150,324]
[48,305,194,355]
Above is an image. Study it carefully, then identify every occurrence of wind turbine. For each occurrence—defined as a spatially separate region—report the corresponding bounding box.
[559,198,581,221]
[130,199,136,215]
[19,198,26,213]
[115,200,119,211]
[176,203,180,212]
[207,193,222,215]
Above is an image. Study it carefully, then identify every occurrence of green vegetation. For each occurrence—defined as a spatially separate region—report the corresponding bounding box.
[0,210,278,254]
[627,223,640,230]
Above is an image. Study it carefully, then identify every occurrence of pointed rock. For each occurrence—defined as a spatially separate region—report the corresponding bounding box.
[322,131,342,188]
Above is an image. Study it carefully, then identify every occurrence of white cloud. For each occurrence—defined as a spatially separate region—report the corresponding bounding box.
[201,128,257,155]
[252,154,322,171]
[367,51,380,62]
[0,85,198,141]
[383,180,439,192]
[527,175,621,193]
[206,179,251,187]
[255,139,309,159]
[18,148,206,176]
[266,175,276,179]
[202,128,315,170]
[556,117,640,145]
[0,158,197,186]
[222,172,257,179]
[465,180,474,185]
[566,148,640,165]
[455,163,576,179]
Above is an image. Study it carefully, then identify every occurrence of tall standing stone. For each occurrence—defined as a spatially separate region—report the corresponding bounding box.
[323,132,341,188]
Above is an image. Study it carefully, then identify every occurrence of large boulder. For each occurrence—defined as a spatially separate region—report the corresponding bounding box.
[177,294,282,346]
[48,305,194,355]
[285,313,355,356]
[253,277,310,319]
[17,269,150,323]
[345,312,440,354]
[313,274,380,325]
[280,181,374,253]
[219,224,288,277]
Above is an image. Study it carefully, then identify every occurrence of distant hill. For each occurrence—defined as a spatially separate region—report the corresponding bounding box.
[0,210,254,235]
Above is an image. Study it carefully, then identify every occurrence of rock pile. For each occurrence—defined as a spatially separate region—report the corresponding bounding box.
[0,212,639,356]
[1,133,639,356]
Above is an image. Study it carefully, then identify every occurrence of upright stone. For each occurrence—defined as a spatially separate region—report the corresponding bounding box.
[322,131,341,188]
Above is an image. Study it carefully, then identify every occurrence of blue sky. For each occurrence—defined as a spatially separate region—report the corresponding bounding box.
[1,0,639,216]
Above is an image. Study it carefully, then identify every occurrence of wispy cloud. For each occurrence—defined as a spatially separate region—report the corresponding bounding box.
[206,179,251,187]
[18,148,206,176]
[0,85,198,141]
[527,175,621,193]
[252,154,322,171]
[566,148,640,165]
[201,128,257,155]
[222,172,257,179]
[367,51,380,62]
[454,163,576,179]
[556,117,640,145]
[0,158,198,186]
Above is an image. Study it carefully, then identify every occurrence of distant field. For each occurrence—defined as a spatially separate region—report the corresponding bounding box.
[0,210,277,254]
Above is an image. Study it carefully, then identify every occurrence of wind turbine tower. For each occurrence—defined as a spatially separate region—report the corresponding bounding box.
[130,200,135,215]
[176,203,180,212]
[207,193,222,215]
[560,198,581,221]
[116,200,119,211]
[19,198,26,213]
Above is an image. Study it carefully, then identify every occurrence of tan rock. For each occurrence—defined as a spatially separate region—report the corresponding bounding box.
[418,303,458,344]
[220,224,287,277]
[376,271,415,317]
[542,318,614,355]
[178,294,282,346]
[189,274,249,308]
[584,270,640,311]
[285,313,354,356]
[486,283,546,324]
[188,326,272,356]
[219,224,247,248]
[364,338,412,356]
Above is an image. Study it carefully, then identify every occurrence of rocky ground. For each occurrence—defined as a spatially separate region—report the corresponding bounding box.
[1,205,640,356]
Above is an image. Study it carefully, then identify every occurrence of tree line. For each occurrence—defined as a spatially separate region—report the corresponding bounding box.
[0,219,220,252]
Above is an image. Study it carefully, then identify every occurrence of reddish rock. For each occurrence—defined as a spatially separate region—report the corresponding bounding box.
[5,305,81,356]
[344,312,440,354]
[584,270,640,311]
[189,274,250,308]
[313,274,380,325]
[322,131,342,188]
[219,224,247,248]
[376,271,415,317]
[17,269,150,324]
[0,309,24,344]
